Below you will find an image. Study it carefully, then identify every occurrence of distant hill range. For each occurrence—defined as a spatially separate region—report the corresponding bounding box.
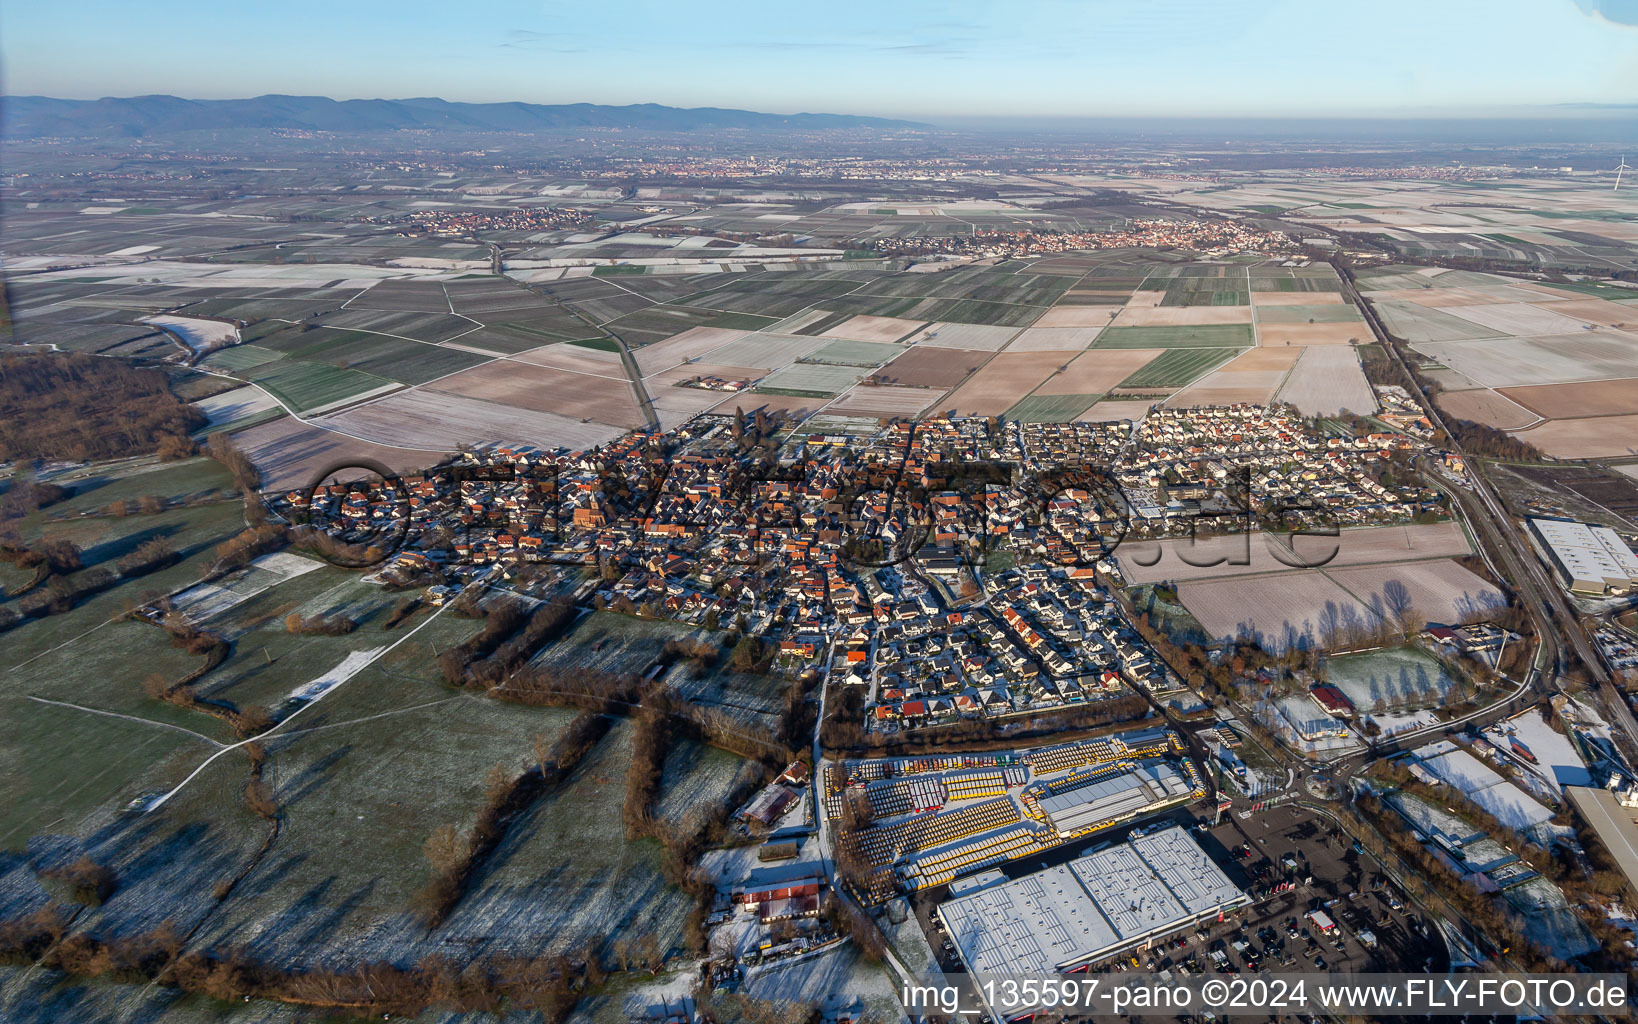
[2,94,924,138]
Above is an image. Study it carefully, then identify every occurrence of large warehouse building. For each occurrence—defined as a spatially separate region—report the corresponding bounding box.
[938,825,1244,1010]
[1528,518,1638,596]
[1035,763,1193,836]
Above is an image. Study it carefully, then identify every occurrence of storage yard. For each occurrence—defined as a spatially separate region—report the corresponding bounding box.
[827,728,1199,902]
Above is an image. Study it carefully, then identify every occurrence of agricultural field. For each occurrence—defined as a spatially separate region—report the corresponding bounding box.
[1272,345,1376,415]
[349,279,452,313]
[825,384,943,419]
[912,322,1020,350]
[192,384,282,427]
[142,313,238,354]
[1433,388,1541,429]
[318,308,483,344]
[1092,324,1254,349]
[1415,333,1638,387]
[244,359,400,414]
[1111,306,1252,326]
[1119,523,1472,585]
[819,314,926,343]
[1358,266,1638,456]
[705,331,829,369]
[754,361,870,396]
[1006,326,1104,350]
[1254,304,1366,324]
[1328,560,1506,626]
[234,416,451,490]
[1510,414,1638,458]
[1178,570,1385,652]
[315,388,627,452]
[1003,392,1100,423]
[457,312,605,354]
[872,346,993,388]
[424,361,647,428]
[807,338,904,366]
[940,352,1068,416]
[1498,377,1638,419]
[515,341,629,377]
[254,326,493,385]
[1033,306,1123,329]
[632,326,751,373]
[1375,299,1512,343]
[1254,322,1367,347]
[1035,348,1163,395]
[1124,347,1241,389]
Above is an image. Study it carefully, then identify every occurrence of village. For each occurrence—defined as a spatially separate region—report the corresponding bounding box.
[274,404,1448,739]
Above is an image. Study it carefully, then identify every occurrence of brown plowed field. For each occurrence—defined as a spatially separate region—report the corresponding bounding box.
[873,346,993,389]
[941,352,1070,415]
[1510,413,1638,458]
[425,361,645,428]
[1036,349,1164,395]
[1499,377,1638,419]
[1256,322,1368,346]
[820,315,927,343]
[1433,389,1540,429]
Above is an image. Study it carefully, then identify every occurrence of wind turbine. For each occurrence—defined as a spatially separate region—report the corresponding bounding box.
[1617,155,1632,192]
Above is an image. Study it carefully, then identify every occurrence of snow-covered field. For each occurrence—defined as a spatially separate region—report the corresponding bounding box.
[1364,709,1437,737]
[287,647,386,703]
[192,385,281,425]
[142,314,239,354]
[1484,710,1591,795]
[1416,747,1554,830]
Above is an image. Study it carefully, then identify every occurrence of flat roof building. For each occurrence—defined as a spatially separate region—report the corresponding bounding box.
[1565,786,1638,902]
[1528,518,1638,596]
[938,826,1244,1017]
[1036,763,1192,836]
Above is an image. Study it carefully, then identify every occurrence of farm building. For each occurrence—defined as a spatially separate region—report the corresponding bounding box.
[733,862,824,922]
[739,783,801,827]
[938,826,1243,1016]
[1528,518,1638,596]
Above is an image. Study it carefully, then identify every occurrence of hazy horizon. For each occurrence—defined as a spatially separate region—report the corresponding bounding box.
[4,0,1637,121]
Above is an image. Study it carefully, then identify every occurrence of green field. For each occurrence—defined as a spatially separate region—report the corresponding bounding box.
[1160,285,1249,307]
[246,359,397,412]
[464,316,603,353]
[200,344,284,371]
[1093,324,1255,349]
[1004,392,1098,422]
[250,327,490,384]
[606,304,778,337]
[1120,347,1242,388]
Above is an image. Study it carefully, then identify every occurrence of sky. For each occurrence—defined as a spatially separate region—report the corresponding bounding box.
[3,0,1637,120]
